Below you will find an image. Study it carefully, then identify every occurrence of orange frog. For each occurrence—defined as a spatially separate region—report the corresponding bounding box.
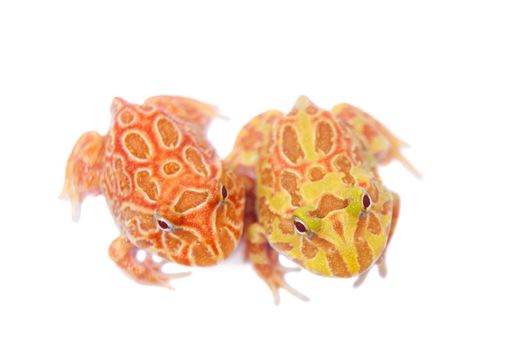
[227,96,417,303]
[62,96,245,289]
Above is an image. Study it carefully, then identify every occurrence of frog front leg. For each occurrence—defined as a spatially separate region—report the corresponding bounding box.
[108,235,190,289]
[354,191,400,288]
[246,222,309,305]
[332,103,420,177]
[376,191,401,278]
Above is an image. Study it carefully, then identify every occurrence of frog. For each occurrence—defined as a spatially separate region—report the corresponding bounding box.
[226,96,417,303]
[62,96,245,289]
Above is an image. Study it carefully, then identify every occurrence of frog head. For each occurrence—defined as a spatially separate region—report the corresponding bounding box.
[281,177,395,277]
[150,159,245,267]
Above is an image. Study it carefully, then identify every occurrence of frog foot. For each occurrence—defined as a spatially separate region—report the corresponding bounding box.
[353,269,370,288]
[108,235,191,290]
[261,265,309,305]
[137,254,191,290]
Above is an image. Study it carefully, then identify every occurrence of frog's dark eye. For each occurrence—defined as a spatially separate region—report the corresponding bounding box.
[293,217,309,236]
[362,193,372,211]
[155,213,174,232]
[221,184,228,200]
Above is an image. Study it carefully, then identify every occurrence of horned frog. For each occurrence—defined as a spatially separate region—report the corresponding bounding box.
[62,96,245,289]
[226,96,417,304]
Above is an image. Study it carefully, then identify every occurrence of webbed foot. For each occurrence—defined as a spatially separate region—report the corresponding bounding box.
[108,235,190,289]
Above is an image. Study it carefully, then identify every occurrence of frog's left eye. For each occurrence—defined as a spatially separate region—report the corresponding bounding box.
[154,213,174,232]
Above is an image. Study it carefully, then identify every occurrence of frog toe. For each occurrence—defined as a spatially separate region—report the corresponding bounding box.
[108,235,191,290]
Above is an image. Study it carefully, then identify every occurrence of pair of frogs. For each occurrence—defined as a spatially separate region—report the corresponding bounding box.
[62,95,416,304]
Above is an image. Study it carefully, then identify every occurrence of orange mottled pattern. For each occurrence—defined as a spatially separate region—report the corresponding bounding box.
[62,96,245,288]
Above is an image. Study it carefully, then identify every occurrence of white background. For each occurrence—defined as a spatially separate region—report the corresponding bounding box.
[1,1,524,349]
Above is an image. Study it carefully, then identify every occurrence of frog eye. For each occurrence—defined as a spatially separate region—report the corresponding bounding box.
[293,217,309,236]
[221,184,228,200]
[154,213,174,232]
[362,193,372,211]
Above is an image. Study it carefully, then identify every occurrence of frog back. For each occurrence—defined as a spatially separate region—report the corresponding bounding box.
[100,98,245,266]
[102,97,220,210]
[256,99,373,218]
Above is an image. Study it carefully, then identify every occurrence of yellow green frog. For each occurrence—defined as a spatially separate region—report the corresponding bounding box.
[226,96,417,303]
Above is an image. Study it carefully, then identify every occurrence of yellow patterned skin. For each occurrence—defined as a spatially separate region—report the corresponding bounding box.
[227,96,413,303]
[62,96,245,289]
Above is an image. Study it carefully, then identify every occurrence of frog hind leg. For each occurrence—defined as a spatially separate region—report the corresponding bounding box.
[143,96,219,138]
[246,222,309,305]
[61,131,106,221]
[108,235,191,289]
[332,103,420,177]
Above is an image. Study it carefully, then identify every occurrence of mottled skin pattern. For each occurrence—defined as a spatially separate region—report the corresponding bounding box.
[227,96,415,303]
[62,96,245,288]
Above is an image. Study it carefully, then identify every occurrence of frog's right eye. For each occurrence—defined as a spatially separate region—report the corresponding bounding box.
[154,213,174,232]
[362,192,372,211]
[293,217,309,236]
[221,184,228,200]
